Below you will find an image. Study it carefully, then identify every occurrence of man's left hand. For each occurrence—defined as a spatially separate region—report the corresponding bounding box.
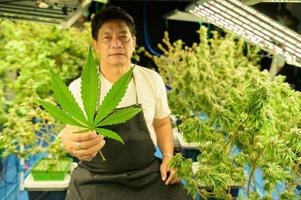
[160,157,180,185]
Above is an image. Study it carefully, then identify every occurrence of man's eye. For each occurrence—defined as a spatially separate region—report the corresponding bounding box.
[120,36,129,40]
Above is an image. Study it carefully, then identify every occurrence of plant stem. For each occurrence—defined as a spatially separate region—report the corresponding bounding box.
[99,150,106,161]
[287,159,301,193]
[247,152,261,197]
[252,175,257,194]
[224,115,249,150]
[197,188,208,200]
[247,164,255,197]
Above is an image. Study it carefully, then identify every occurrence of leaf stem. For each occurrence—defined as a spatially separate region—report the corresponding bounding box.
[99,150,106,161]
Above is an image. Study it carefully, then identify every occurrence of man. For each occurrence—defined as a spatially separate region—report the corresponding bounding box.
[61,5,191,200]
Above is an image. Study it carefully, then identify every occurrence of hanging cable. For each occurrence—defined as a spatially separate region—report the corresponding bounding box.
[143,1,162,57]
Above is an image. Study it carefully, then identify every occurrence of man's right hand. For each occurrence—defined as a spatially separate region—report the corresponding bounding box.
[61,125,106,161]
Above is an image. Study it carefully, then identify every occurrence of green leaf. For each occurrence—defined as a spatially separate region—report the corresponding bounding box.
[94,128,125,144]
[93,67,134,125]
[97,107,142,126]
[81,48,100,125]
[48,66,88,125]
[39,100,87,128]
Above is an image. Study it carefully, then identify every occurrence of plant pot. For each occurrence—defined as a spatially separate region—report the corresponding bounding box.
[30,157,72,181]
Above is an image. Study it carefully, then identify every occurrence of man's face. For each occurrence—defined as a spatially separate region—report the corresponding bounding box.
[93,19,136,67]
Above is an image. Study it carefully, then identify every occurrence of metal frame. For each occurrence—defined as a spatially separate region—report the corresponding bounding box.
[186,0,301,67]
[0,0,93,29]
[163,9,207,23]
[243,0,301,5]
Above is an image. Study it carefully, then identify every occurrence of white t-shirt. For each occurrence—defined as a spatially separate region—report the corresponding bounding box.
[68,65,171,145]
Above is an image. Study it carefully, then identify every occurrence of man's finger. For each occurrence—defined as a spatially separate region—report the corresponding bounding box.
[72,139,105,158]
[160,164,168,181]
[165,171,173,185]
[77,136,103,149]
[72,131,98,142]
[165,170,179,185]
[92,151,98,158]
[78,155,93,161]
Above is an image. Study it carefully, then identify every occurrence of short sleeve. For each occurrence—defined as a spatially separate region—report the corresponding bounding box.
[154,73,171,119]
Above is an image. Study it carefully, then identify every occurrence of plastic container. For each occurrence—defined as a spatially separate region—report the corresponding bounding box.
[30,157,72,181]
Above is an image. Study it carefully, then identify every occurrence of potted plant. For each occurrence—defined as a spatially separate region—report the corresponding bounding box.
[149,26,301,199]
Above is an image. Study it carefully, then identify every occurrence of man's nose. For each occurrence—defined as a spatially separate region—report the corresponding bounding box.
[111,37,122,48]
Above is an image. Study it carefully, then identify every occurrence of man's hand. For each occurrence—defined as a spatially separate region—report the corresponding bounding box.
[160,156,180,185]
[61,125,106,161]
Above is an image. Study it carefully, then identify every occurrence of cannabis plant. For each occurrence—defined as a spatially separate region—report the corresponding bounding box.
[0,84,7,129]
[0,19,92,159]
[150,26,301,199]
[40,49,142,160]
[1,81,62,159]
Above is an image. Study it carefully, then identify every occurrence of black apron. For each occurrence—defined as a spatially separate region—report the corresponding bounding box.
[66,74,192,200]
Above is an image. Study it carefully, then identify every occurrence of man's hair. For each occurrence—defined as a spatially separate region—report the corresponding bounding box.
[91,6,136,40]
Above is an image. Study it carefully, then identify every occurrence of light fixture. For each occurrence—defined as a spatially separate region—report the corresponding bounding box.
[186,0,301,67]
[261,0,301,1]
[163,9,207,23]
[0,0,94,29]
[61,0,91,29]
[243,0,301,5]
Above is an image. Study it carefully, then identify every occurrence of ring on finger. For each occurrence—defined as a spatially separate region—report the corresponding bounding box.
[75,142,81,150]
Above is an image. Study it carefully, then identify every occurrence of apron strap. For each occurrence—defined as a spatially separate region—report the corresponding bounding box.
[132,64,139,105]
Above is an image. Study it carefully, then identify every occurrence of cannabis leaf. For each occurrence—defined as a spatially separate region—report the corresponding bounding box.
[81,47,100,125]
[39,47,142,159]
[93,68,135,125]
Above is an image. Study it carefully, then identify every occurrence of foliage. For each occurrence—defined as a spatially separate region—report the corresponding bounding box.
[132,46,145,63]
[0,20,90,158]
[32,158,72,172]
[0,20,91,99]
[1,80,64,158]
[47,136,67,159]
[40,49,142,160]
[0,85,8,128]
[151,26,301,199]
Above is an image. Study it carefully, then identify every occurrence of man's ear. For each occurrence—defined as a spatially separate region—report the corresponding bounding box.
[92,39,99,54]
[132,36,136,50]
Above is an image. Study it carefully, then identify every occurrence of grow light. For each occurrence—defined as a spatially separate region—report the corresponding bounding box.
[260,0,301,2]
[0,0,92,29]
[163,9,206,23]
[243,0,301,5]
[186,0,301,67]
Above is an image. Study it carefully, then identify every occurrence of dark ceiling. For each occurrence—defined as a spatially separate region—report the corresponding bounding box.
[101,1,301,51]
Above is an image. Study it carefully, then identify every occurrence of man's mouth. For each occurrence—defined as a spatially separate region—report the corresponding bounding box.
[109,53,124,56]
